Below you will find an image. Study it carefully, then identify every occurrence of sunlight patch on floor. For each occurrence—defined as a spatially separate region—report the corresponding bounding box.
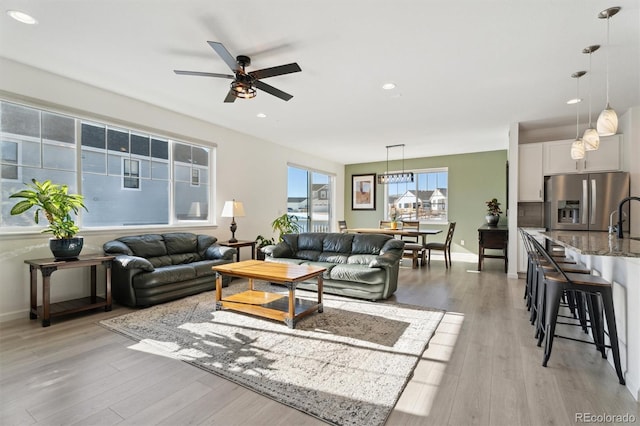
[394,312,464,418]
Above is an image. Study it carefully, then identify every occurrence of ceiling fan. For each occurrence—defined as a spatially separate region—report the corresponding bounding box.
[174,41,301,103]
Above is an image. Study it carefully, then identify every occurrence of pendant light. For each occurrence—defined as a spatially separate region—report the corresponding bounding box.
[377,144,414,184]
[570,71,586,160]
[582,45,600,151]
[596,6,621,136]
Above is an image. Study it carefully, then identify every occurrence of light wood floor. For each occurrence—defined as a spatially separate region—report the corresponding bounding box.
[1,257,638,425]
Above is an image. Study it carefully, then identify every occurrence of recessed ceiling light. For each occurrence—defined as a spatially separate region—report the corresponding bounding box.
[567,98,582,105]
[256,113,267,118]
[382,83,396,90]
[7,10,38,25]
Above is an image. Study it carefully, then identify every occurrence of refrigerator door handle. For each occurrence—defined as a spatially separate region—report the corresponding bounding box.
[591,179,597,225]
[582,179,588,224]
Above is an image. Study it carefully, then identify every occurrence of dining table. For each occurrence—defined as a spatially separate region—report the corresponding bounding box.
[346,227,442,246]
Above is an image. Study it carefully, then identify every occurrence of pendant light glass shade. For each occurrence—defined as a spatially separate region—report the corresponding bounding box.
[582,45,600,151]
[571,139,586,160]
[596,7,621,136]
[583,128,600,151]
[597,105,618,136]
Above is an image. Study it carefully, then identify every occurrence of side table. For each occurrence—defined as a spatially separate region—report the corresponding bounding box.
[24,254,114,327]
[477,224,508,273]
[218,240,257,262]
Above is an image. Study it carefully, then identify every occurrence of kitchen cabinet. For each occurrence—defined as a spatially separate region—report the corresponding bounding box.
[518,143,543,201]
[543,135,622,175]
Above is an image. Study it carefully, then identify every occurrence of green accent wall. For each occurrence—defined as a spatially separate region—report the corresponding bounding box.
[344,150,508,255]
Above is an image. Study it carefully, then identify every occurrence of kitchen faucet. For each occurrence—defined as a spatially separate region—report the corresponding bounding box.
[609,210,622,234]
[617,196,640,238]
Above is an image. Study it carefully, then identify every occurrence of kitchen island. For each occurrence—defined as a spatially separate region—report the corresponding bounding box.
[541,230,640,401]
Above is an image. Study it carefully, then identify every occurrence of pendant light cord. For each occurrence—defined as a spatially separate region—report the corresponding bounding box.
[605,15,611,105]
[575,76,581,139]
[588,53,593,126]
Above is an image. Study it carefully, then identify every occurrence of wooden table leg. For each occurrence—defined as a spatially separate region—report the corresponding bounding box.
[29,265,37,320]
[287,286,295,329]
[41,266,56,327]
[215,273,223,310]
[478,244,483,271]
[105,261,112,311]
[317,275,324,313]
[90,265,97,303]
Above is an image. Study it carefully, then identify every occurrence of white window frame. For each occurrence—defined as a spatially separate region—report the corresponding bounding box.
[384,167,448,225]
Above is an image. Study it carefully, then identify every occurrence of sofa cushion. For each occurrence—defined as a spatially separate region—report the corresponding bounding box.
[329,264,386,285]
[164,232,198,255]
[351,234,393,254]
[299,261,336,279]
[170,252,201,265]
[347,254,379,265]
[147,255,174,268]
[132,264,197,289]
[322,233,355,254]
[191,259,223,277]
[120,234,167,258]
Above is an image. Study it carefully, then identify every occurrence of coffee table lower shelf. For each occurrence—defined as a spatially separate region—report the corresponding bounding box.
[216,290,323,327]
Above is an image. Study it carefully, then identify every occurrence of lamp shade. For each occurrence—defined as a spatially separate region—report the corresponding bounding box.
[596,105,618,136]
[582,128,600,151]
[571,139,585,160]
[221,200,245,217]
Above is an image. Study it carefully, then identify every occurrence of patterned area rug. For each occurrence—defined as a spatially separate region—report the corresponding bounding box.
[100,282,444,426]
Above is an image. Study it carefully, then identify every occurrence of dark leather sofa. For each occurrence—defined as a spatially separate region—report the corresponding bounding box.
[103,232,236,307]
[263,232,404,301]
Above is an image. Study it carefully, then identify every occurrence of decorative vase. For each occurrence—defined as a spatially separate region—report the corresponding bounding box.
[485,214,500,226]
[49,236,83,260]
[390,221,398,230]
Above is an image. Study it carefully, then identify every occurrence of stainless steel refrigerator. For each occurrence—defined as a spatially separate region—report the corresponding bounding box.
[544,172,630,231]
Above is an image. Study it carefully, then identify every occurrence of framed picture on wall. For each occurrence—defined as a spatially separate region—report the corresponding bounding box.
[352,173,376,210]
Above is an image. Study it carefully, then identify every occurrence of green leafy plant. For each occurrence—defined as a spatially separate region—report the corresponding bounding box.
[9,179,87,239]
[256,234,275,248]
[271,213,302,242]
[486,198,502,216]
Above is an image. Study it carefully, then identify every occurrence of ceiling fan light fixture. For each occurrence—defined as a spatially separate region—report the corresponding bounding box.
[231,81,256,99]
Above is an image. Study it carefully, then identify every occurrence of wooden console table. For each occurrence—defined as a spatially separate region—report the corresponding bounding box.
[25,254,114,327]
[477,224,508,273]
[218,240,256,262]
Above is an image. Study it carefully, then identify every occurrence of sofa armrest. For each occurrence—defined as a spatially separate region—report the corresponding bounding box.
[263,242,292,258]
[112,255,155,271]
[205,245,236,261]
[370,239,405,267]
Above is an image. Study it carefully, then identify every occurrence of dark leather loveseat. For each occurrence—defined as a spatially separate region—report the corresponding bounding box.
[263,232,404,301]
[103,232,236,307]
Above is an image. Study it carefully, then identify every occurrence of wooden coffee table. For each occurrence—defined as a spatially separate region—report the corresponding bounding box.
[212,260,325,328]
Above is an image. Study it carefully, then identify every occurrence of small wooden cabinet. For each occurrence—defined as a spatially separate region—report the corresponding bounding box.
[518,143,544,201]
[543,135,622,175]
[478,224,508,273]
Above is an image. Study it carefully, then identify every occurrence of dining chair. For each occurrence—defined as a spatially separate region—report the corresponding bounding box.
[338,220,348,233]
[399,220,423,269]
[424,222,456,268]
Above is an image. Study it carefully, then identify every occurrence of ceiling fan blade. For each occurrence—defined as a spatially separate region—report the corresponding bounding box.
[174,70,235,79]
[207,41,238,71]
[223,89,237,103]
[249,63,301,80]
[254,80,293,101]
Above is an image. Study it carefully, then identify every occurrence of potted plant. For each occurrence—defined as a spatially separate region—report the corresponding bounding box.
[255,213,302,260]
[10,179,88,259]
[389,207,398,229]
[485,198,502,226]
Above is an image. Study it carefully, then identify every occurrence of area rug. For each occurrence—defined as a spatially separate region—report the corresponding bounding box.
[100,282,444,426]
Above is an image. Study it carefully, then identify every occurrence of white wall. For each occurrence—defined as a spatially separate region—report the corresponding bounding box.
[0,58,345,321]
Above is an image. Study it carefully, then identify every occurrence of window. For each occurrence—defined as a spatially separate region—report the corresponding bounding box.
[123,158,140,189]
[1,141,18,180]
[384,168,448,223]
[287,165,333,232]
[0,100,214,230]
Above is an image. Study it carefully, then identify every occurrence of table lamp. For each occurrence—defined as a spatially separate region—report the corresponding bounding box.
[221,199,245,243]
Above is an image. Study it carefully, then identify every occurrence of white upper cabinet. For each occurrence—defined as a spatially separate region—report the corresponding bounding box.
[518,143,544,201]
[542,134,622,175]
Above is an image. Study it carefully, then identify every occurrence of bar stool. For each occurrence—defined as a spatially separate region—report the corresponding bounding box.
[529,237,625,385]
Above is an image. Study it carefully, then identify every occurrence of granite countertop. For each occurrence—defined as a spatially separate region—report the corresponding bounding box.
[541,230,640,258]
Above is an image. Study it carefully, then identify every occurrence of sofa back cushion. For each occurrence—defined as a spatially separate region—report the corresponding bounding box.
[119,234,167,258]
[110,232,212,268]
[318,233,354,264]
[281,232,394,265]
[294,232,326,261]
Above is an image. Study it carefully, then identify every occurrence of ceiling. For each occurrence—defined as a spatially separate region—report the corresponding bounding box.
[1,1,639,165]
